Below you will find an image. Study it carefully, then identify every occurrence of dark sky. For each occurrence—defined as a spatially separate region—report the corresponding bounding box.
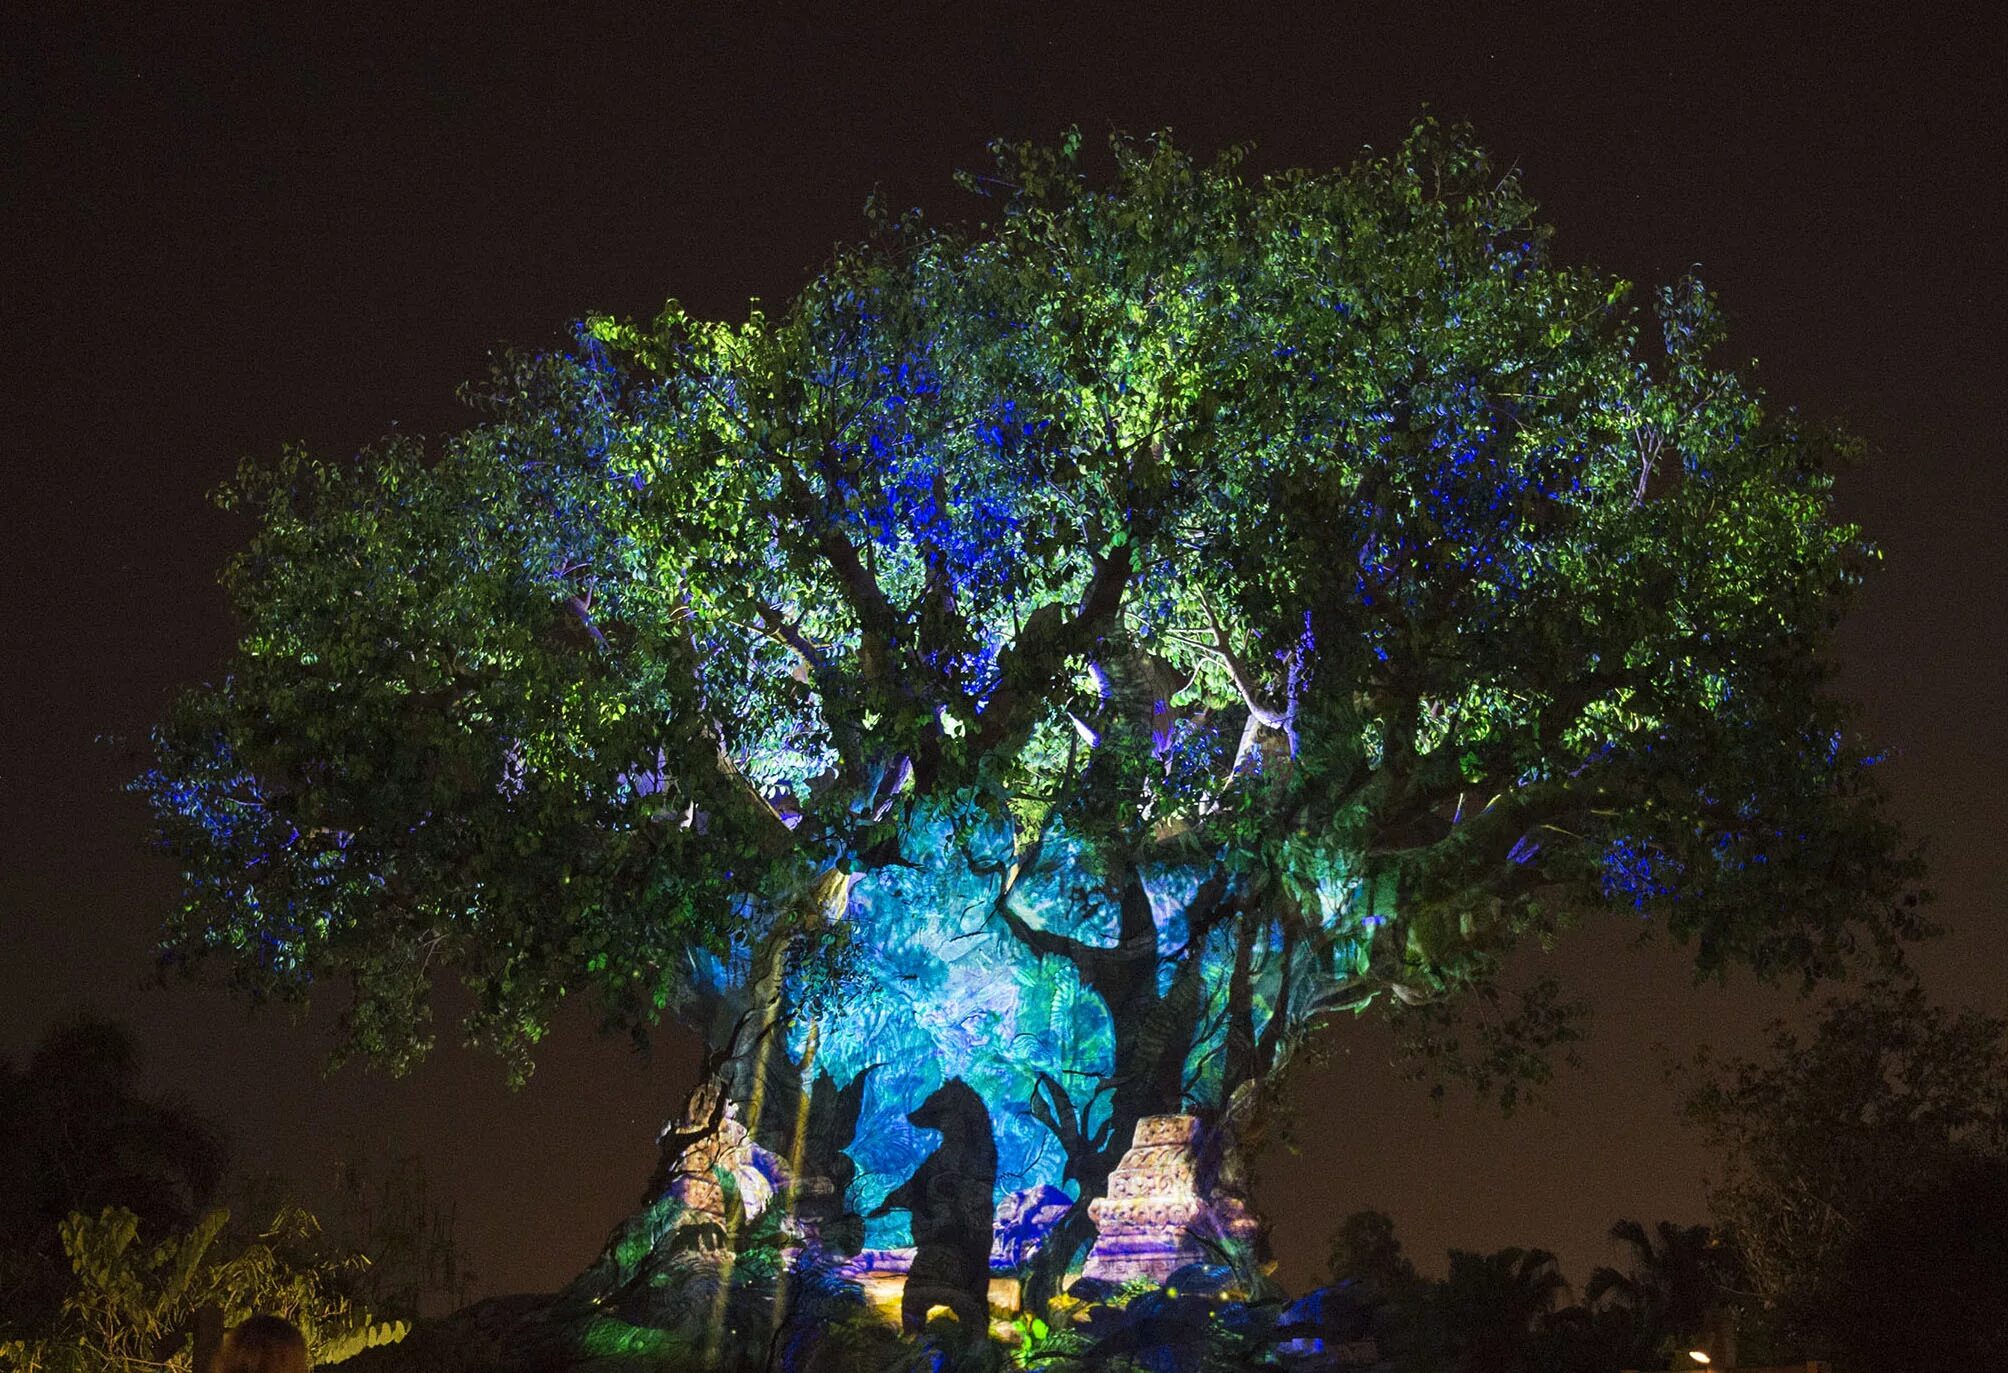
[4,3,2002,1303]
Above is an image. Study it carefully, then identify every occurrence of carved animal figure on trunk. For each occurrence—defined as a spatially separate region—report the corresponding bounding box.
[868,1078,997,1335]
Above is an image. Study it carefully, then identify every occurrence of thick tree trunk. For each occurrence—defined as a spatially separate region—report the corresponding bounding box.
[1009,869,1234,1309]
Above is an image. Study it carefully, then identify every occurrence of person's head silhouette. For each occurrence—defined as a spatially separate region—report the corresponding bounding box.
[214,1314,309,1373]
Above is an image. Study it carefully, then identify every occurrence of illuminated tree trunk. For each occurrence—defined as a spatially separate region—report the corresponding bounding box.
[1003,869,1242,1306]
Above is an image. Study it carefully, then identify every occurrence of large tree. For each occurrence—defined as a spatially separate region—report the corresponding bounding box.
[138,122,1921,1300]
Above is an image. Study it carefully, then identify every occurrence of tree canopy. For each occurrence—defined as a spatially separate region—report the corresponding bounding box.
[138,121,1922,1263]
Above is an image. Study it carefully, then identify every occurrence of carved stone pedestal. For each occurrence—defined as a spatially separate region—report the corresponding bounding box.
[1081,1114,1261,1283]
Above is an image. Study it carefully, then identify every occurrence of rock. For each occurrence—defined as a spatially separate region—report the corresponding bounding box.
[1279,1282,1376,1336]
[1081,1115,1261,1284]
[990,1184,1075,1269]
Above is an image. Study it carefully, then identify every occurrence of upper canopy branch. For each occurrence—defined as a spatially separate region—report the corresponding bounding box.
[779,462,903,660]
[1190,596,1289,732]
[971,541,1135,758]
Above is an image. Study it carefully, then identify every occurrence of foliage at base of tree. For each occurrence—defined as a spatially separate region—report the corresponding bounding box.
[0,1205,403,1372]
[1299,988,2008,1370]
[0,1016,226,1334]
[1325,1209,1737,1373]
[0,1015,472,1371]
[326,1151,475,1320]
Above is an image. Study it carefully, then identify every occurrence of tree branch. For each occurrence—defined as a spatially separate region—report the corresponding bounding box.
[1197,596,1287,730]
[971,543,1134,757]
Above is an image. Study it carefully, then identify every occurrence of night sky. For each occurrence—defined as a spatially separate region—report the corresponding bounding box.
[4,4,2001,1304]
